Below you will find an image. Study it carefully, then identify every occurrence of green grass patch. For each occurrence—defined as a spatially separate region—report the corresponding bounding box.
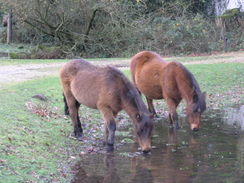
[186,63,244,107]
[166,55,233,63]
[186,63,243,91]
[0,76,73,182]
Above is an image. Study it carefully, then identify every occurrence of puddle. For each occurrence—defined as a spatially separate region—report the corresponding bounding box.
[71,106,244,183]
[223,105,244,130]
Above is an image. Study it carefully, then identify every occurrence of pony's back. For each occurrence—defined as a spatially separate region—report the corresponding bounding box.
[130,51,167,86]
[60,59,96,77]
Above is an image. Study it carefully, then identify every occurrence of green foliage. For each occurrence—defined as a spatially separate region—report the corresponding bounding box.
[218,8,240,18]
[145,13,221,55]
[1,0,243,57]
[9,52,18,59]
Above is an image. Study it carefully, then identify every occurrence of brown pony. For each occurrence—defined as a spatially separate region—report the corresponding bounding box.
[60,59,153,153]
[130,51,206,131]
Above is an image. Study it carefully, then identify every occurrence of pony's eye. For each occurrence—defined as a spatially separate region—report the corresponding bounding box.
[194,107,201,113]
[138,129,143,135]
[136,114,141,121]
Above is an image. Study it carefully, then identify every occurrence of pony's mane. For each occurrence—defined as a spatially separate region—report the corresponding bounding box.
[178,63,206,113]
[105,67,147,113]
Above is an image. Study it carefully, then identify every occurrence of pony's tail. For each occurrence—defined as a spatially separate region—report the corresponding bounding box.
[63,93,69,115]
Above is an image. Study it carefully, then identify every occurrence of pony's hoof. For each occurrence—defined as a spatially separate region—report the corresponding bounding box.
[76,133,83,140]
[106,144,114,151]
[69,132,76,140]
[69,132,83,140]
[155,114,160,118]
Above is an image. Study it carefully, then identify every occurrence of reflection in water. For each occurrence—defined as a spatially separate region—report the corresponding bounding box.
[71,153,122,183]
[71,106,244,183]
[130,129,201,183]
[237,134,244,180]
[223,105,244,130]
[71,161,103,183]
[103,153,122,183]
[130,155,154,183]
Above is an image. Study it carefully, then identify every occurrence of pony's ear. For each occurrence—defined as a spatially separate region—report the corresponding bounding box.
[202,92,206,98]
[193,94,198,103]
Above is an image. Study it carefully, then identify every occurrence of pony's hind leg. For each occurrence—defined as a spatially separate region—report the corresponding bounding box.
[146,97,158,118]
[100,107,116,151]
[63,93,69,115]
[64,92,83,140]
[75,100,82,135]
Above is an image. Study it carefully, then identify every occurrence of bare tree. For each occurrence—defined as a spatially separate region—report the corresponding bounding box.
[7,10,12,44]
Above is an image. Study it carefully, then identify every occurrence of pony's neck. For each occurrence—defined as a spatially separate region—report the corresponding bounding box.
[122,94,146,122]
[122,99,139,121]
[182,89,195,104]
[176,65,195,103]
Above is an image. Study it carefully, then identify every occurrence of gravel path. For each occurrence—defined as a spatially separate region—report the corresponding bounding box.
[0,59,130,84]
[0,52,243,84]
[0,63,65,83]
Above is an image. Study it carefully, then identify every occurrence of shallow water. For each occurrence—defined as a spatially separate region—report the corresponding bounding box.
[71,106,244,183]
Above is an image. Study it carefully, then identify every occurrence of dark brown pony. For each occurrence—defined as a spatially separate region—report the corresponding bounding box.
[60,59,153,153]
[130,51,206,131]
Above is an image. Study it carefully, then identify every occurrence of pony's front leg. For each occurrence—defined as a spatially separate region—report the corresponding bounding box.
[166,98,180,130]
[146,97,158,118]
[101,108,116,151]
[104,120,116,151]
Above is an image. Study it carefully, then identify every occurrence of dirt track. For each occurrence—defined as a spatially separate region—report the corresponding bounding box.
[0,60,130,84]
[0,51,243,84]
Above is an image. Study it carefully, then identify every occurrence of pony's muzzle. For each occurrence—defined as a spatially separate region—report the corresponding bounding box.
[142,148,151,153]
[140,142,151,153]
[193,128,199,132]
[191,124,200,132]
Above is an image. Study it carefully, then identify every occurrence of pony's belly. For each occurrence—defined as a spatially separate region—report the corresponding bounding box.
[71,82,99,109]
[136,67,163,99]
[139,85,163,99]
[78,98,98,109]
[74,92,98,109]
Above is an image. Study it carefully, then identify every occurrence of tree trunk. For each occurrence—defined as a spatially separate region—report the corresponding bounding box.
[7,11,12,44]
[82,8,99,51]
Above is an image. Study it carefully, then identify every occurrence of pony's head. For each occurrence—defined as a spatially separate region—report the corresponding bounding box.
[186,92,206,131]
[134,112,153,153]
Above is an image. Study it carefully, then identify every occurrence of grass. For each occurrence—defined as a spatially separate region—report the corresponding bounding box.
[0,58,243,182]
[0,77,73,182]
[187,63,244,108]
